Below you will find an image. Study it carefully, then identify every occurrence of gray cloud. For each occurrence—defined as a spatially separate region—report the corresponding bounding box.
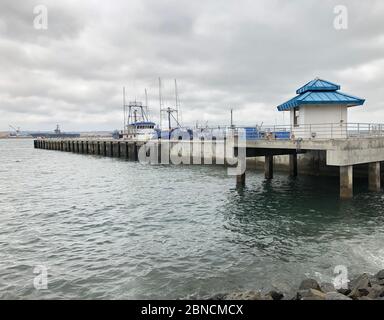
[0,0,384,131]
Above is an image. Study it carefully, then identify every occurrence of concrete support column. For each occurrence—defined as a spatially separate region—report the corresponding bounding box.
[313,150,321,176]
[265,155,274,179]
[236,172,245,187]
[289,153,298,177]
[340,165,353,200]
[368,162,381,192]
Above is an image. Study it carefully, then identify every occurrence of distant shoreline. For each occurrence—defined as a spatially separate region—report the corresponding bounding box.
[0,137,34,139]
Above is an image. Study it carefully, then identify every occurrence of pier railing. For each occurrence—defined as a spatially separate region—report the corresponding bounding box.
[186,123,384,140]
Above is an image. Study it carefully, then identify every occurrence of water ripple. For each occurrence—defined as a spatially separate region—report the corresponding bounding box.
[1,139,384,299]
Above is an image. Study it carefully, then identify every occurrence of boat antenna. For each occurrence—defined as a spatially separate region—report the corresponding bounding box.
[174,79,179,124]
[145,88,150,119]
[123,86,126,133]
[159,77,162,129]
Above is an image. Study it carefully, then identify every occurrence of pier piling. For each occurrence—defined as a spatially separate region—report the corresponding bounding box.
[340,165,353,199]
[113,141,120,157]
[289,153,298,177]
[265,155,274,179]
[236,172,246,187]
[368,162,381,192]
[120,141,128,158]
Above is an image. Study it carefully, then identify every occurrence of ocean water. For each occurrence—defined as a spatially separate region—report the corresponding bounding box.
[0,139,384,299]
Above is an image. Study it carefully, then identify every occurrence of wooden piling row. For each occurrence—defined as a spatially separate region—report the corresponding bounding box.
[33,139,140,161]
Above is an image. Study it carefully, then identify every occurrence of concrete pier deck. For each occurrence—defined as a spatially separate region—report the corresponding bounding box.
[243,137,384,199]
[34,136,384,199]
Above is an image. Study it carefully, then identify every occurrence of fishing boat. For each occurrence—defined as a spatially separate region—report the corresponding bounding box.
[122,93,157,141]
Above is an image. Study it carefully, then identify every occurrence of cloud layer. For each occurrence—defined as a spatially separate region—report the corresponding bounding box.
[1,0,384,131]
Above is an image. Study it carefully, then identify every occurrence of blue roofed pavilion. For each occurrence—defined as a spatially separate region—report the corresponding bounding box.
[277,78,365,111]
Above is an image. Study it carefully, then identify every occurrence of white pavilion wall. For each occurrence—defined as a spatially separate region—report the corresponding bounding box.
[291,104,348,139]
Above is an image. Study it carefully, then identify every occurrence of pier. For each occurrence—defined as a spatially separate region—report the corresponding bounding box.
[242,130,384,199]
[34,126,384,200]
[32,79,384,200]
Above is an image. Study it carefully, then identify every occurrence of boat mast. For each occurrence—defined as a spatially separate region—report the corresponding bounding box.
[159,78,163,129]
[145,88,149,119]
[174,79,179,124]
[123,86,126,133]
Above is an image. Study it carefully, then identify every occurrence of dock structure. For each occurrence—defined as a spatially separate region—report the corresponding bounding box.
[33,79,384,199]
[241,136,384,199]
[34,133,384,200]
[241,77,383,200]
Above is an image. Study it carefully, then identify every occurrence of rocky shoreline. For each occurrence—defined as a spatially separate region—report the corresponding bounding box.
[209,270,384,300]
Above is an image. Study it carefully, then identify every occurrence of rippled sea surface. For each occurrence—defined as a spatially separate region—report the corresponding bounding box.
[1,139,384,299]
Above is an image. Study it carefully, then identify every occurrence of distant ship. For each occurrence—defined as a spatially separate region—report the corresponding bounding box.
[29,124,80,139]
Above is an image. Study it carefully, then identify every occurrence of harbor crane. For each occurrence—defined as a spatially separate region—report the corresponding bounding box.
[8,124,21,136]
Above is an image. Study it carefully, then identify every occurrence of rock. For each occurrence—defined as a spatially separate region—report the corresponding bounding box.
[357,296,372,300]
[325,292,352,300]
[349,288,370,299]
[268,290,284,300]
[349,273,371,291]
[367,285,384,299]
[337,288,351,295]
[375,269,384,280]
[224,291,266,300]
[369,275,384,286]
[208,293,227,300]
[297,289,326,300]
[282,292,299,300]
[320,282,336,293]
[299,278,321,291]
[348,273,371,299]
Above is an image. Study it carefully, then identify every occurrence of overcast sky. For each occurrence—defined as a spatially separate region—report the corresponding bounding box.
[1,0,384,131]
